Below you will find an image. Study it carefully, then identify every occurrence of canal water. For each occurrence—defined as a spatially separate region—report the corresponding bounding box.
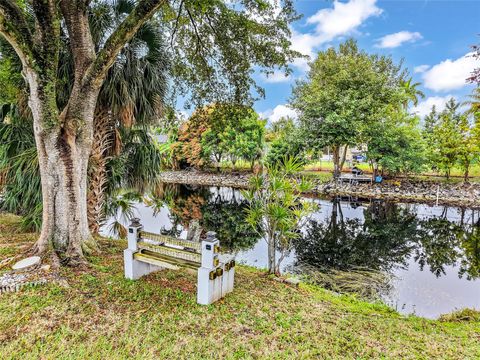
[103,183,480,319]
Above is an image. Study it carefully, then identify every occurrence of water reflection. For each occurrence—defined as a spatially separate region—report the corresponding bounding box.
[113,183,480,317]
[146,183,261,251]
[143,184,480,282]
[294,199,415,272]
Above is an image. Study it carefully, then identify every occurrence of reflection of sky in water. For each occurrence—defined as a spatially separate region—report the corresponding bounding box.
[103,186,480,319]
[389,256,480,319]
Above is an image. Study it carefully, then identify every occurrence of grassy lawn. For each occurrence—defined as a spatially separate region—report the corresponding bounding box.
[1,213,479,359]
[304,161,480,183]
[217,160,480,183]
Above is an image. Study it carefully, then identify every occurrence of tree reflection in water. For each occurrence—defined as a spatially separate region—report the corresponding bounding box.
[147,185,480,281]
[148,183,261,252]
[294,197,480,281]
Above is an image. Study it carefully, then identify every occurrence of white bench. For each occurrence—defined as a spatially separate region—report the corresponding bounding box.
[124,218,235,305]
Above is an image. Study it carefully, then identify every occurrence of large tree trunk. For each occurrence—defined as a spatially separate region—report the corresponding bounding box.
[26,68,98,263]
[0,0,165,267]
[35,128,92,263]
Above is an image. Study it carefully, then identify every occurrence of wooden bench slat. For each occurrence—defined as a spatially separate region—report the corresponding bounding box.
[137,241,202,263]
[139,231,202,251]
[134,250,201,270]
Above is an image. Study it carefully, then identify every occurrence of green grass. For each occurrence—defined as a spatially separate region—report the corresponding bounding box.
[217,160,480,183]
[304,161,480,183]
[1,214,480,359]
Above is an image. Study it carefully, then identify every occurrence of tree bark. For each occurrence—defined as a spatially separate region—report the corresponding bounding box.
[332,145,348,179]
[339,145,348,173]
[463,159,470,183]
[332,145,340,179]
[267,233,276,274]
[35,128,92,262]
[26,68,99,263]
[87,107,114,234]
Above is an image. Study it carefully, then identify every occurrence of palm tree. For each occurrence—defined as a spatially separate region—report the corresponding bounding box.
[463,86,480,117]
[85,4,169,233]
[400,77,425,110]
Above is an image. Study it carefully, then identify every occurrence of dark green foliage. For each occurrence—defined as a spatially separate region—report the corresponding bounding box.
[294,200,415,272]
[0,2,171,230]
[0,115,41,231]
[290,39,404,177]
[201,191,260,252]
[265,127,306,166]
[167,0,301,106]
[366,114,427,177]
[291,39,403,151]
[106,128,164,194]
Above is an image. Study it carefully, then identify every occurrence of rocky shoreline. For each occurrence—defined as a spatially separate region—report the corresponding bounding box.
[158,170,480,208]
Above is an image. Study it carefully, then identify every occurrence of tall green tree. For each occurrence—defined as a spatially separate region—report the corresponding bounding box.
[290,40,403,178]
[201,105,265,170]
[174,104,265,171]
[425,99,471,180]
[457,114,480,182]
[0,0,299,264]
[366,112,427,177]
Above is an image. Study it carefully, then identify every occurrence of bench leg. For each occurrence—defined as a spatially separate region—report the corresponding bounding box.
[197,267,216,305]
[124,249,161,280]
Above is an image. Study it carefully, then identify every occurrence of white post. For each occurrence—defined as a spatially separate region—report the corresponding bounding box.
[226,259,235,294]
[197,231,222,305]
[219,255,236,297]
[124,218,160,280]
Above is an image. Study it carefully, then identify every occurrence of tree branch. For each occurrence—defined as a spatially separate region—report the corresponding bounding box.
[83,0,167,89]
[0,0,34,67]
[60,0,95,80]
[170,0,184,46]
[31,0,60,73]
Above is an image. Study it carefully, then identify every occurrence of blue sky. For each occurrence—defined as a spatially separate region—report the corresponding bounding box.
[256,0,480,123]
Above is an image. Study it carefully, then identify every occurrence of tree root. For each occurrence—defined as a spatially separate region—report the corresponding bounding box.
[81,236,100,256]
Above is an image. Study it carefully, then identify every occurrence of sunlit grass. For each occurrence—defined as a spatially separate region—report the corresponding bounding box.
[217,159,480,183]
[1,213,479,359]
[304,161,480,183]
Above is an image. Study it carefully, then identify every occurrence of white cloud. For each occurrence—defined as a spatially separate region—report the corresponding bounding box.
[261,71,292,83]
[290,30,319,58]
[422,53,479,92]
[307,0,383,43]
[376,31,422,48]
[290,0,383,69]
[260,105,298,123]
[412,95,455,118]
[414,65,430,73]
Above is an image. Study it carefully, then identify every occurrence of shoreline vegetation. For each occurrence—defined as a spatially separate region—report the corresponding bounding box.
[0,213,479,359]
[158,170,480,208]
